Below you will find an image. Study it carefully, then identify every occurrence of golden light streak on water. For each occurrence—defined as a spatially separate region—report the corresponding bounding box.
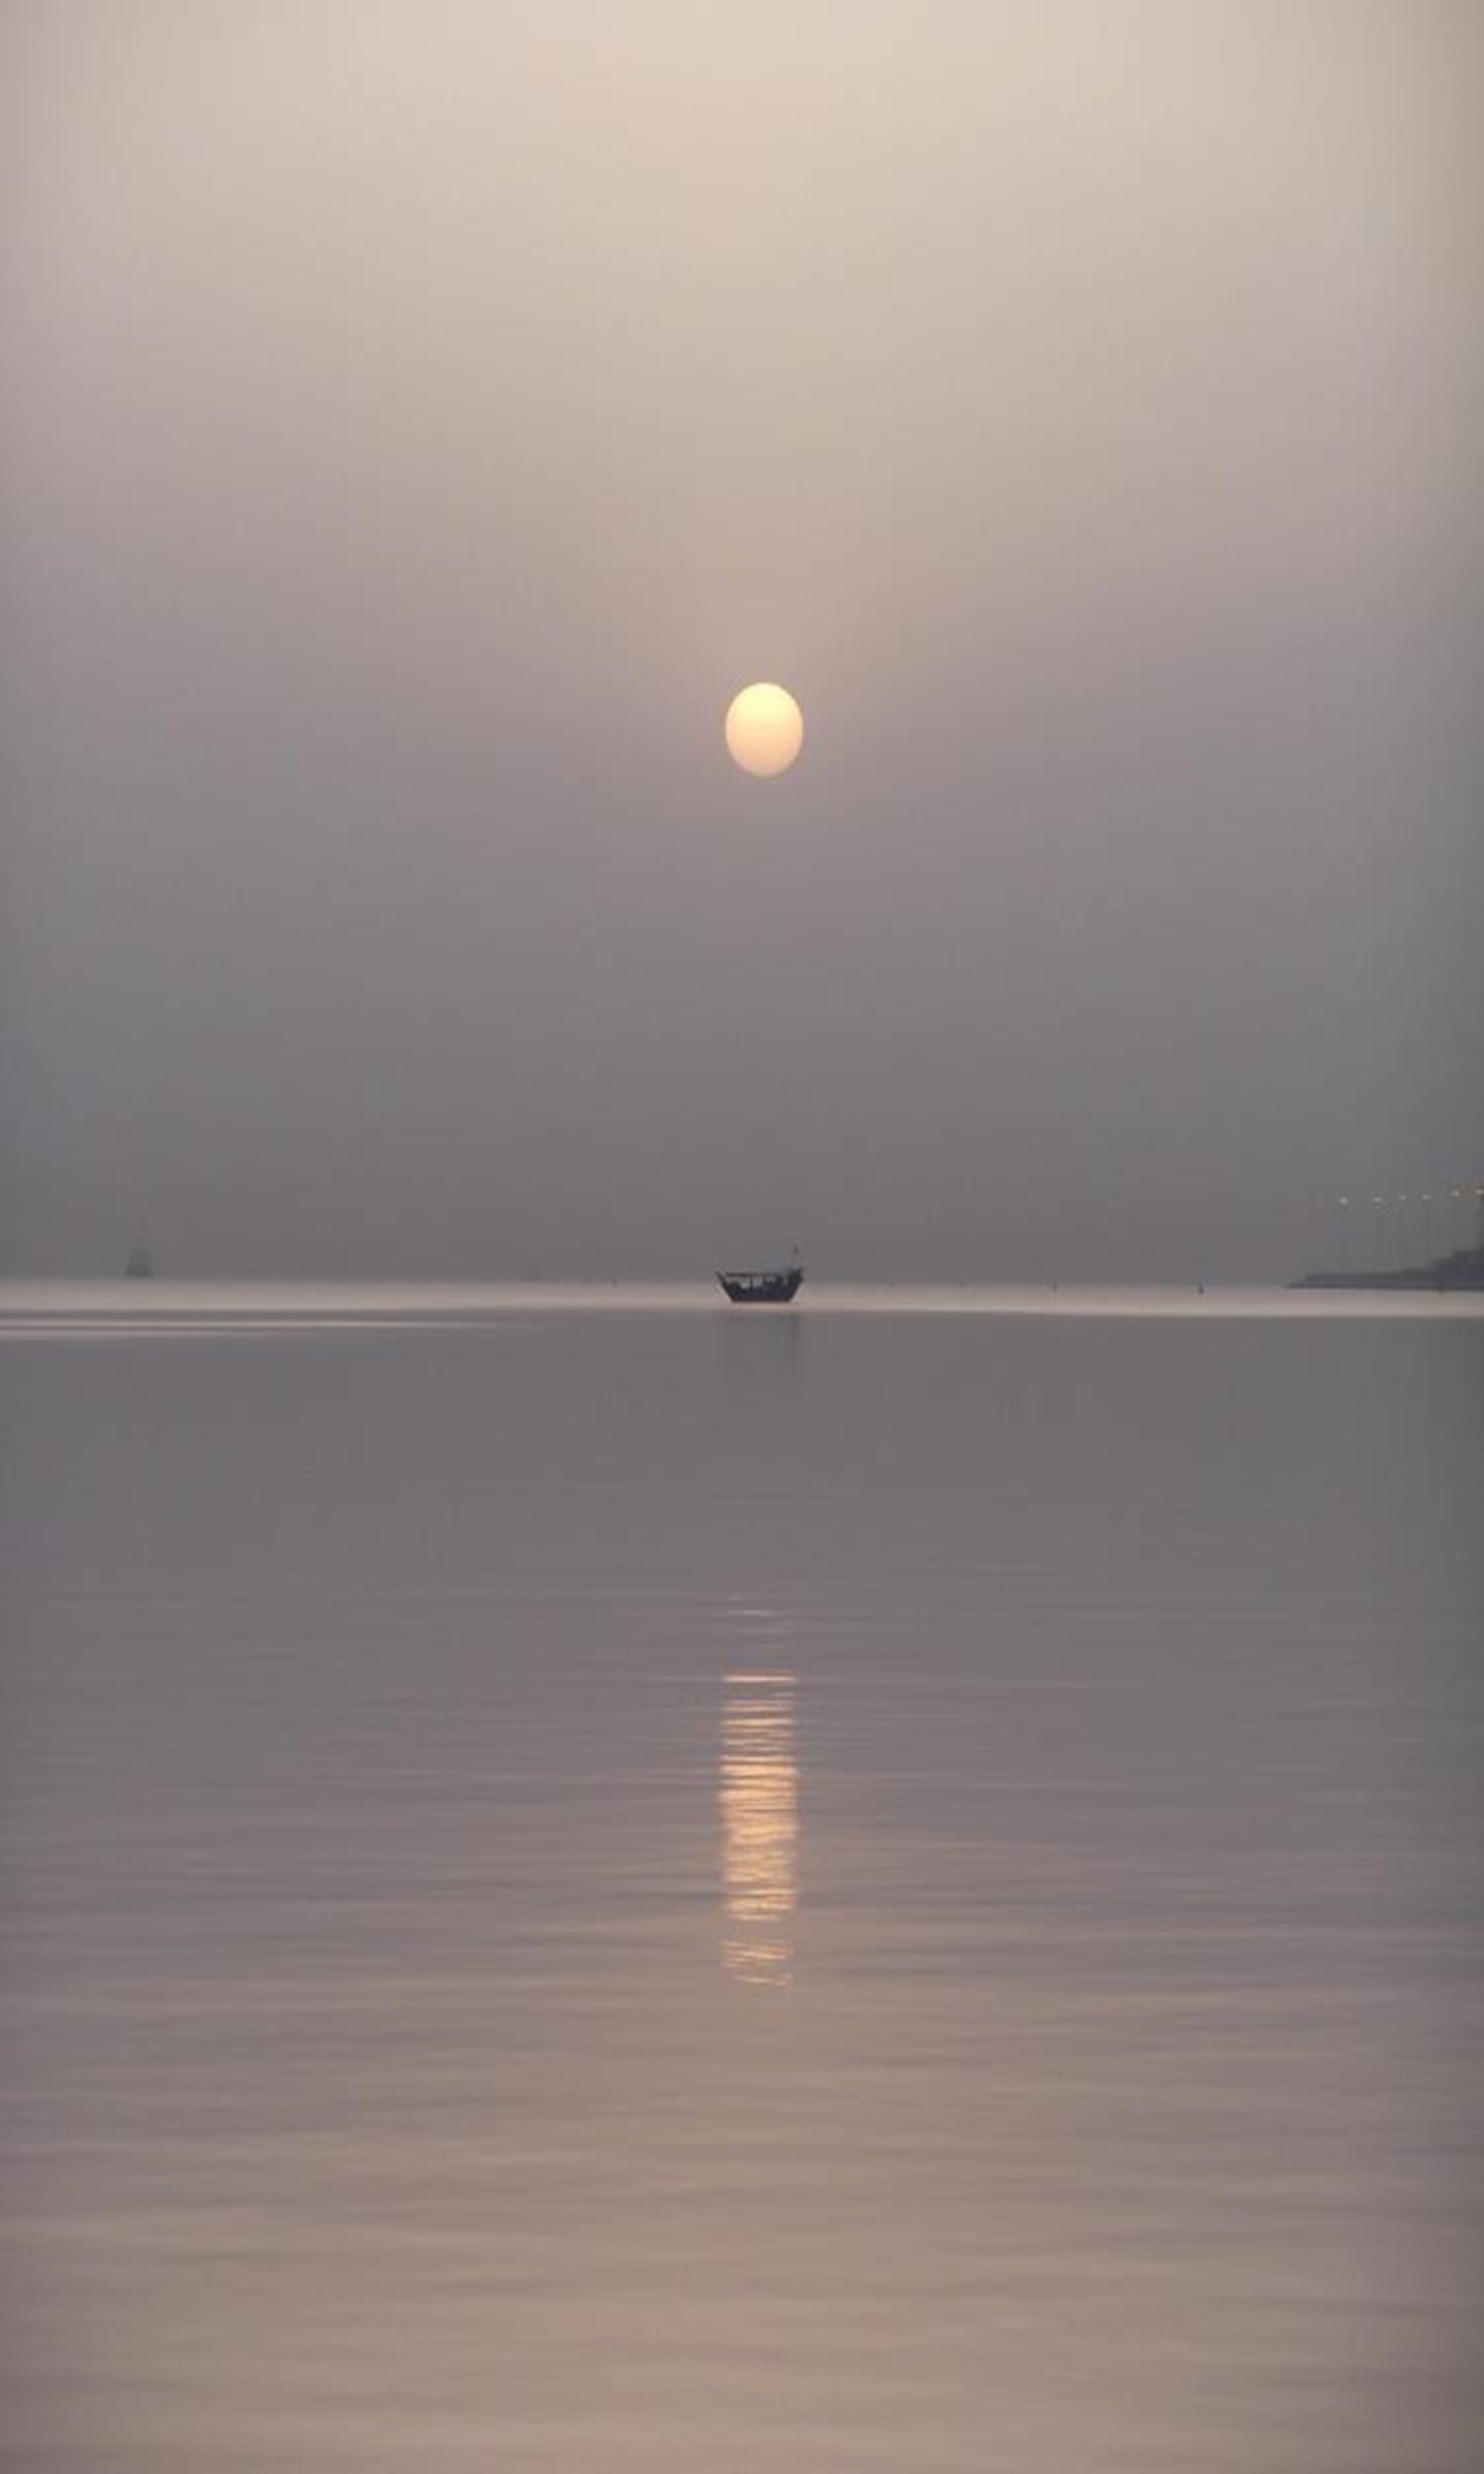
[721,1670,798,1987]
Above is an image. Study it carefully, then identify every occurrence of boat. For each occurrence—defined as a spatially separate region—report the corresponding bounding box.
[717,1256,804,1304]
[124,1245,153,1278]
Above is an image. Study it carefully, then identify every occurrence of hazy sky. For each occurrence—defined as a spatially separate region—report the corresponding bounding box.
[5,3,1480,1277]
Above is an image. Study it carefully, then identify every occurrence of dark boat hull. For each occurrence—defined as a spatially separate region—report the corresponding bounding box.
[717,1268,804,1304]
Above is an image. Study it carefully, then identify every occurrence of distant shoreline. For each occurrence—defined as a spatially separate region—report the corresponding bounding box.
[1292,1246,1484,1293]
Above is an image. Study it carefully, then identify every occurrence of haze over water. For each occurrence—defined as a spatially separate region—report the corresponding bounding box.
[3,1286,1482,2469]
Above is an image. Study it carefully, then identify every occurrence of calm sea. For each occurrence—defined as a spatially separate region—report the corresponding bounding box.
[3,1285,1482,2471]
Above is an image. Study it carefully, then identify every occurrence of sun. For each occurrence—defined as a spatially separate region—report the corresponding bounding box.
[724,683,804,778]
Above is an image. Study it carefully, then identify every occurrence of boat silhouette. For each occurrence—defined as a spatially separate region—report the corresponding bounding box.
[717,1254,804,1304]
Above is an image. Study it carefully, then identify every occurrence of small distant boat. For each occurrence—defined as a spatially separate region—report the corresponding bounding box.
[717,1255,804,1305]
[125,1245,153,1278]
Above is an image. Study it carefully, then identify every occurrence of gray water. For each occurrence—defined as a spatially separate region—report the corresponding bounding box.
[3,1286,1482,2471]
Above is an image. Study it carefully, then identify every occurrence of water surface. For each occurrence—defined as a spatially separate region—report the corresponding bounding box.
[4,1287,1481,2470]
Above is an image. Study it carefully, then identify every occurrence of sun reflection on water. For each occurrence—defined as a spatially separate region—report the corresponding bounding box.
[721,1670,798,1987]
